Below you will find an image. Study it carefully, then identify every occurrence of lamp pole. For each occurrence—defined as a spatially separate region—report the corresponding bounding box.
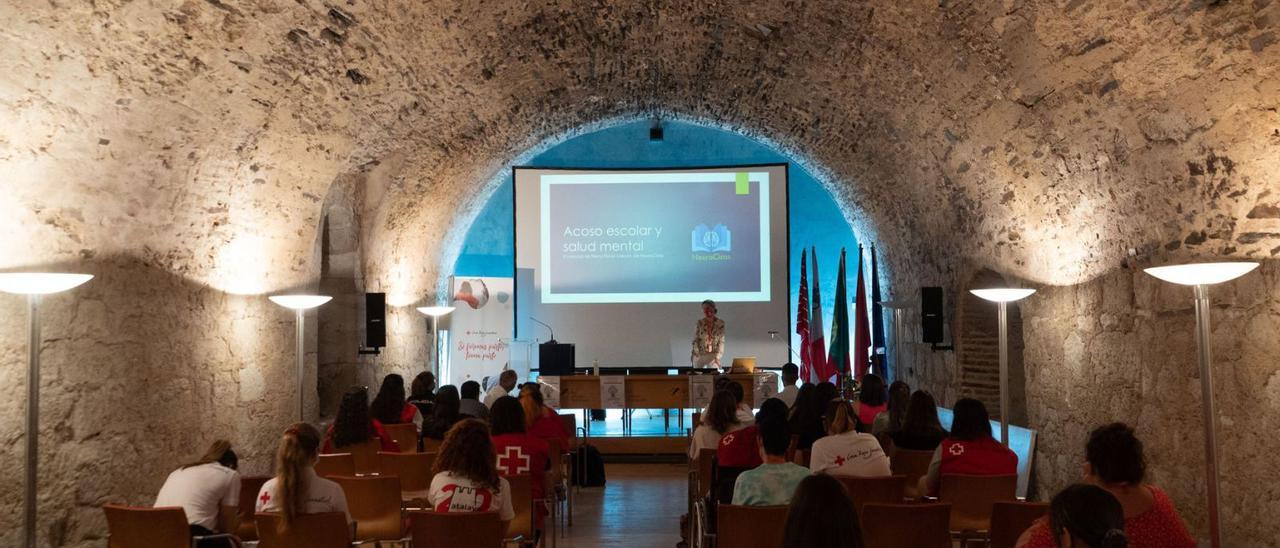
[418,307,456,383]
[269,295,332,422]
[969,288,1035,447]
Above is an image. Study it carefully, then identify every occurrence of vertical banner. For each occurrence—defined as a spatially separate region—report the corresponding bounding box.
[600,376,626,408]
[448,277,516,387]
[753,372,780,407]
[688,375,715,410]
[538,376,561,408]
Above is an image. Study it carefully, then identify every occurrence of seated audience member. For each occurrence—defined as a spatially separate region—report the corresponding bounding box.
[755,397,790,425]
[921,398,1017,497]
[888,390,947,451]
[809,400,892,477]
[788,383,814,419]
[154,440,240,547]
[1019,484,1128,548]
[323,387,400,453]
[1016,423,1193,548]
[777,363,801,408]
[459,380,491,419]
[408,371,437,417]
[422,385,464,441]
[814,381,840,404]
[782,474,864,548]
[689,389,745,459]
[855,373,887,430]
[732,415,809,506]
[369,373,423,432]
[871,380,910,437]
[490,396,551,528]
[257,423,350,525]
[428,419,515,530]
[519,383,570,451]
[725,381,755,425]
[788,384,826,450]
[484,369,519,408]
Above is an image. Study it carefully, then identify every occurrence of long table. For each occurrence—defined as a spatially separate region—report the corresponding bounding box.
[541,373,766,436]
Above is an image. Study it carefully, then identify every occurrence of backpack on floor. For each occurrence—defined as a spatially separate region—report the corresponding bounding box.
[572,443,607,487]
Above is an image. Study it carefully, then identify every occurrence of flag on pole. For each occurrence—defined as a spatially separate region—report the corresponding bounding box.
[809,247,830,383]
[796,248,813,383]
[854,246,873,380]
[827,248,850,381]
[870,245,886,379]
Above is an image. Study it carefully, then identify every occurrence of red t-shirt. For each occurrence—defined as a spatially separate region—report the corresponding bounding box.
[858,402,887,428]
[1020,485,1195,548]
[528,409,570,453]
[718,425,763,468]
[399,403,419,424]
[322,419,401,453]
[939,436,1017,477]
[493,432,551,527]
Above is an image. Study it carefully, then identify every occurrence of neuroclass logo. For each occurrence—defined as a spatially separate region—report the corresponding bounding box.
[691,223,732,253]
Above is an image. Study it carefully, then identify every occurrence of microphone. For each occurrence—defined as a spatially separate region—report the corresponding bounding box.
[530,317,556,343]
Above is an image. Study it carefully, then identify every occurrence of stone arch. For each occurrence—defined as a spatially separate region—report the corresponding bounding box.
[316,172,370,418]
[956,268,1028,426]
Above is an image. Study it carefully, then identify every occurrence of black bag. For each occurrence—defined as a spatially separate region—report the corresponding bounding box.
[572,443,607,487]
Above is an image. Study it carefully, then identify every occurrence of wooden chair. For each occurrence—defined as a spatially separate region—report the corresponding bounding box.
[379,451,436,502]
[337,438,386,475]
[422,437,443,453]
[383,423,420,453]
[890,447,934,499]
[503,474,536,546]
[833,475,907,518]
[104,504,235,548]
[989,501,1049,548]
[939,474,1018,541]
[860,502,952,548]
[316,453,356,478]
[331,475,407,543]
[255,512,353,548]
[784,434,799,463]
[236,475,271,541]
[408,510,504,548]
[695,448,716,499]
[714,505,789,548]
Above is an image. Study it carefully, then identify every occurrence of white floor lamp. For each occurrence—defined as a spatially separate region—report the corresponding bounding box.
[417,306,455,381]
[269,295,332,421]
[969,288,1036,447]
[0,272,94,548]
[878,299,908,382]
[1145,261,1258,548]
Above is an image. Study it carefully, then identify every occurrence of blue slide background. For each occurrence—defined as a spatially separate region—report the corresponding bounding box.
[547,179,763,295]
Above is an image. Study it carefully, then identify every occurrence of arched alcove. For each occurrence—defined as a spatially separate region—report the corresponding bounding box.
[957,269,1028,426]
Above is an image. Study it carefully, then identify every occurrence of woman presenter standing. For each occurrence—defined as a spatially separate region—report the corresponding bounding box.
[691,299,726,371]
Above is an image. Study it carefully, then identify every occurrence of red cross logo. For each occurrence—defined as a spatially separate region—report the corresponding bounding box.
[834,455,846,466]
[258,491,271,506]
[949,444,966,456]
[721,434,735,446]
[497,446,530,475]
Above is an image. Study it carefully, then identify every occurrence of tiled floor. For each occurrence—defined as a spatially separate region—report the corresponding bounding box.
[555,463,687,548]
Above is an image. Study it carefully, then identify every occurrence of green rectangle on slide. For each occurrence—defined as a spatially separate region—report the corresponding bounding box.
[735,173,749,195]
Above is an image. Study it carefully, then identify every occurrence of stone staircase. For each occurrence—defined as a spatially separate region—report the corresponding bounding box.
[957,290,1003,417]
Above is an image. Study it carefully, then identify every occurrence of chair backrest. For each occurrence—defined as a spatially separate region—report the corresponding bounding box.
[715,505,789,548]
[103,504,191,548]
[939,474,1019,531]
[989,501,1050,548]
[383,423,420,453]
[255,512,352,548]
[695,448,716,498]
[331,475,405,541]
[860,503,952,548]
[558,413,578,449]
[338,438,385,475]
[408,510,504,548]
[834,475,907,517]
[784,434,799,463]
[422,437,443,453]
[236,475,272,540]
[379,451,436,494]
[316,453,356,478]
[504,474,535,540]
[890,448,935,497]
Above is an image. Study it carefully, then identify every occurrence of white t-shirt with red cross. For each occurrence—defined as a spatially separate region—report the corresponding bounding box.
[255,467,350,524]
[428,471,516,521]
[808,430,892,477]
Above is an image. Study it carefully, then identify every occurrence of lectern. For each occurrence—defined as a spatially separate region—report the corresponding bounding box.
[539,341,576,376]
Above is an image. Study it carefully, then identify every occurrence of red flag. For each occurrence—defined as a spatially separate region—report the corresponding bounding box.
[796,249,813,382]
[809,247,830,383]
[854,247,872,379]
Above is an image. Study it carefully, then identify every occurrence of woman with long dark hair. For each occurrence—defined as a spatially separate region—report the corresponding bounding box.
[428,419,515,529]
[871,380,910,436]
[490,396,551,530]
[256,423,349,528]
[809,400,891,477]
[323,387,399,452]
[920,398,1016,497]
[689,389,744,458]
[889,390,948,451]
[407,371,436,416]
[422,385,464,441]
[154,440,241,546]
[369,373,423,431]
[782,474,863,548]
[519,383,570,452]
[855,373,887,428]
[788,383,826,450]
[1041,484,1128,548]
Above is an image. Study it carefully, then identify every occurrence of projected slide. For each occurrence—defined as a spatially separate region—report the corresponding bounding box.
[540,172,770,303]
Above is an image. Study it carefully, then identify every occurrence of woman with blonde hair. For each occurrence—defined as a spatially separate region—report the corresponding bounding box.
[154,440,241,547]
[808,399,891,477]
[255,423,350,527]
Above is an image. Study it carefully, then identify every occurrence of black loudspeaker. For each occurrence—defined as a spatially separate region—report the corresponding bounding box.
[366,293,386,348]
[649,123,664,142]
[539,342,575,376]
[921,287,944,343]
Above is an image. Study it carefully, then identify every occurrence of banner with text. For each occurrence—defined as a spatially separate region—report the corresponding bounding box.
[448,276,516,387]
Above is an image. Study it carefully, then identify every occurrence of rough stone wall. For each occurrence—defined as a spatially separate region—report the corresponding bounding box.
[2,0,1280,545]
